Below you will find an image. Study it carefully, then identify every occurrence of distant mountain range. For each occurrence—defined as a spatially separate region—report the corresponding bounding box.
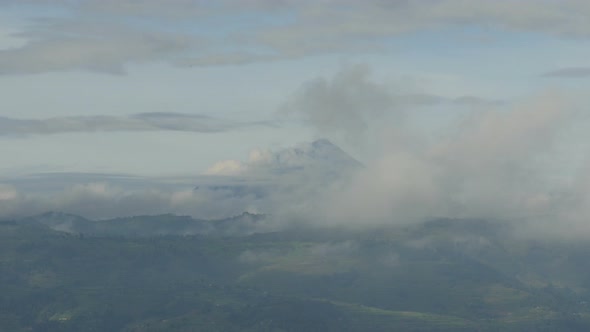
[22,211,270,237]
[4,212,590,330]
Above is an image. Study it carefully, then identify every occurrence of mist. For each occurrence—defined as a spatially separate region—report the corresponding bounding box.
[0,180,262,220]
[2,66,590,240]
[284,66,589,238]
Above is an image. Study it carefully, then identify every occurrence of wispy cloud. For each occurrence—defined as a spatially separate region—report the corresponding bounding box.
[0,112,269,136]
[3,1,590,73]
[0,18,198,75]
[542,67,590,78]
[0,171,273,219]
[254,0,590,58]
[0,181,257,220]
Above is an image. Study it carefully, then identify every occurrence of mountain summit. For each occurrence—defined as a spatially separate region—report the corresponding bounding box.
[261,138,362,174]
[204,138,361,177]
[196,139,362,198]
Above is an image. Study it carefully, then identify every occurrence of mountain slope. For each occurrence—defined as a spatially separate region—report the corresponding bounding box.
[195,139,362,199]
[3,215,590,331]
[22,211,269,237]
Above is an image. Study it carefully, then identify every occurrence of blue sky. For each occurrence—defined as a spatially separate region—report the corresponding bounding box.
[2,1,590,226]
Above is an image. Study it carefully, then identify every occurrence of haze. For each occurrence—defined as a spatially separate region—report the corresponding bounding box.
[1,0,590,237]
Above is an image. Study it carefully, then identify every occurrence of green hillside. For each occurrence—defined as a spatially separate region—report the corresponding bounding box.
[2,216,590,331]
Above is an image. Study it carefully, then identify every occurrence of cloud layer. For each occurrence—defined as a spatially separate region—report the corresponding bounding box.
[0,19,196,75]
[0,180,258,220]
[0,112,268,136]
[2,0,590,74]
[1,66,590,240]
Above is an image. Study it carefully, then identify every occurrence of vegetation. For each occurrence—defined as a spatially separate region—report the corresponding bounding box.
[2,215,590,331]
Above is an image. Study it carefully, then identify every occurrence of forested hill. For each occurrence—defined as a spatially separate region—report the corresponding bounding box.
[2,214,590,331]
[20,211,269,237]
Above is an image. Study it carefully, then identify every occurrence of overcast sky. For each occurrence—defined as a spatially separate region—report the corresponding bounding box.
[2,1,590,229]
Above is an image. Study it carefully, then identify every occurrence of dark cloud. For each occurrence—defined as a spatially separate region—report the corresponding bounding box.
[281,64,398,143]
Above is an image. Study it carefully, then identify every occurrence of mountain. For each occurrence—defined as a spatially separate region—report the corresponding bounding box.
[4,214,590,331]
[195,139,362,198]
[264,138,363,174]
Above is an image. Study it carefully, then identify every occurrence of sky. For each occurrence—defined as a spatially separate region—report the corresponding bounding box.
[1,1,590,232]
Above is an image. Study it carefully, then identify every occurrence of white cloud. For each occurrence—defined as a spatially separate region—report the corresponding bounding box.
[0,184,17,201]
[204,148,280,176]
[0,180,259,220]
[205,159,247,176]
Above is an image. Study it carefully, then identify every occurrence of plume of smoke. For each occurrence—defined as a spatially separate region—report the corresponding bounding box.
[285,67,587,236]
[282,64,399,147]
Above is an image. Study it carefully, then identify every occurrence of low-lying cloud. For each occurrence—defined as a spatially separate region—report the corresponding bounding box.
[318,92,577,226]
[0,180,260,220]
[2,66,590,240]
